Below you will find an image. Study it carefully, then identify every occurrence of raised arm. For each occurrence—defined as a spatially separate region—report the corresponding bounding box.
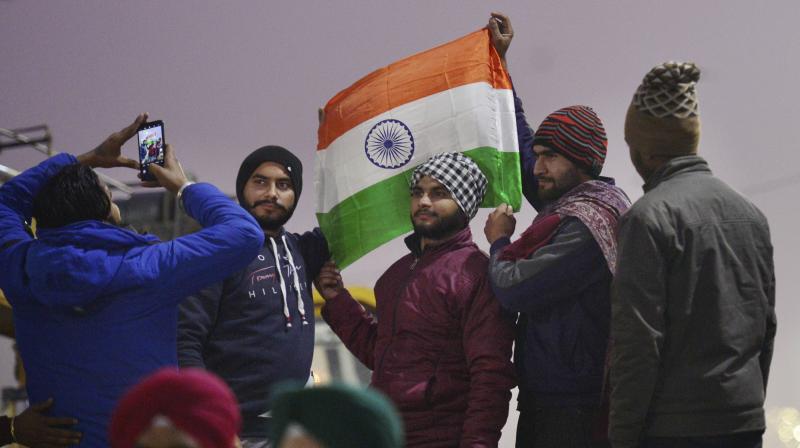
[130,138,265,300]
[488,12,540,210]
[0,153,75,250]
[136,181,264,301]
[488,217,608,313]
[0,114,147,298]
[0,113,147,248]
[513,87,541,210]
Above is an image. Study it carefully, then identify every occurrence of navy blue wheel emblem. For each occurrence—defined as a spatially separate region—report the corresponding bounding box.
[364,119,415,169]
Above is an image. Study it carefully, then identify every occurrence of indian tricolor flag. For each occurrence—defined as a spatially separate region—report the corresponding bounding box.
[316,29,521,268]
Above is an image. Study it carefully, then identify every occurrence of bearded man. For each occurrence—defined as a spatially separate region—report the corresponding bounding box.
[178,146,329,448]
[316,153,516,448]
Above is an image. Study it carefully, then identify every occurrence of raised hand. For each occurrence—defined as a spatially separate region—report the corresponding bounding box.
[314,261,344,301]
[487,12,514,65]
[484,203,516,244]
[140,143,190,194]
[77,113,147,169]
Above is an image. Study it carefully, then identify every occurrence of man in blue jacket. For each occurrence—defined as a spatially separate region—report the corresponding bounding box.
[0,114,265,447]
[178,146,329,448]
[483,13,630,448]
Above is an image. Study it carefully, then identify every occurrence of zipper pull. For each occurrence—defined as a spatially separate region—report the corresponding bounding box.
[410,258,419,270]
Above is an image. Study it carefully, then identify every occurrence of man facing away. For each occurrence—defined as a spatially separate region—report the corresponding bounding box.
[178,146,329,448]
[484,12,631,448]
[610,62,776,448]
[316,152,516,448]
[0,114,265,447]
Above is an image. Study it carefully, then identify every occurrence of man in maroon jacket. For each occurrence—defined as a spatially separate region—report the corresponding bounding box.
[316,152,516,448]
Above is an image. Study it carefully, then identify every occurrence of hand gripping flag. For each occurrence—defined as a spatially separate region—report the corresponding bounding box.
[316,29,521,268]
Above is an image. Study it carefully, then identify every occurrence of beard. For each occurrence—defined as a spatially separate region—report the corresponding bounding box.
[411,208,468,241]
[249,199,292,232]
[537,168,584,202]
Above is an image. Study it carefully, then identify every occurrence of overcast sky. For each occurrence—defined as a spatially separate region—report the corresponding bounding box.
[2,1,798,445]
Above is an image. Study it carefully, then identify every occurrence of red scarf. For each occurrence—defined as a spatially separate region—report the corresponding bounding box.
[499,180,630,273]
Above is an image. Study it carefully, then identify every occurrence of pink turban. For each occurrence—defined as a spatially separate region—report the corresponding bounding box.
[109,368,241,448]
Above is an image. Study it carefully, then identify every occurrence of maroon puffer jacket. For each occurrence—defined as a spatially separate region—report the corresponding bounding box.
[322,227,516,447]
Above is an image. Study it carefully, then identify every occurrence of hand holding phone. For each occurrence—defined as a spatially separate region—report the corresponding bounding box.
[142,143,189,194]
[137,120,165,181]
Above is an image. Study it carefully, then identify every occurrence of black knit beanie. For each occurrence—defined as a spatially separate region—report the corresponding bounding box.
[236,146,303,207]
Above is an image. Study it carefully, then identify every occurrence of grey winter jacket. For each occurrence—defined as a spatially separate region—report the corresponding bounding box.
[609,156,776,447]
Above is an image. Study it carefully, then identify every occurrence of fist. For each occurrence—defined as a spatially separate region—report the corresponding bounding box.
[314,261,344,301]
[484,203,516,244]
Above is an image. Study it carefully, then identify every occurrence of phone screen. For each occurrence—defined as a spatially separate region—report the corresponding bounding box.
[137,121,165,180]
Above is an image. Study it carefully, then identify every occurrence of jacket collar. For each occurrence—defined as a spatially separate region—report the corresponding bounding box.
[644,155,711,192]
[404,226,473,259]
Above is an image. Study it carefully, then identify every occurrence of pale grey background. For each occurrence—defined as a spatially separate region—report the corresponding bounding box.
[2,1,798,446]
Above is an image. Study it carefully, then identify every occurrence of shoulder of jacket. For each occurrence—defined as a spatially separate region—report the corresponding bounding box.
[437,246,489,291]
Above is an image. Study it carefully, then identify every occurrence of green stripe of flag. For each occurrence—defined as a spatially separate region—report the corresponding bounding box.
[317,147,521,268]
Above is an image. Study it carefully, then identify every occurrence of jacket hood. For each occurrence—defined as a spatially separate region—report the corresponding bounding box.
[27,221,159,309]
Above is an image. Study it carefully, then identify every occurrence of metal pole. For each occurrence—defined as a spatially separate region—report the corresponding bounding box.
[0,128,133,194]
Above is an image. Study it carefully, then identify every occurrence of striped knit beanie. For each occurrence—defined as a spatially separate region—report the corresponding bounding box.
[533,106,607,177]
[626,61,701,157]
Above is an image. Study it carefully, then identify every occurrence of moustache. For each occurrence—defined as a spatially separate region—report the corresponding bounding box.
[414,210,438,218]
[252,199,287,212]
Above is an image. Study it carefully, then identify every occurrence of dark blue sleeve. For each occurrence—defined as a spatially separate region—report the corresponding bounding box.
[134,183,265,302]
[0,153,76,249]
[299,227,330,283]
[488,218,607,312]
[512,83,542,211]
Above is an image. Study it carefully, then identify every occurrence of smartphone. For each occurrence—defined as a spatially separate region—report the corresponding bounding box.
[137,120,165,181]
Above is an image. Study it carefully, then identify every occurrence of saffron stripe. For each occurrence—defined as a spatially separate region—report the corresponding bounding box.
[317,29,512,150]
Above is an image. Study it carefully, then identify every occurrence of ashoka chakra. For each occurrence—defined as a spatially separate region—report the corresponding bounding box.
[364,119,415,169]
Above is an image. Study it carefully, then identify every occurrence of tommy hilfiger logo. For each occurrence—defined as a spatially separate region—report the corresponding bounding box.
[249,267,277,286]
[246,263,306,299]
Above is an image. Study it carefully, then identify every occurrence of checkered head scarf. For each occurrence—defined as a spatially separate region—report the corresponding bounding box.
[626,61,701,157]
[533,106,608,177]
[410,152,487,219]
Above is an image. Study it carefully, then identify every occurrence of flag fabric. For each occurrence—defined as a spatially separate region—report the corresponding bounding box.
[316,29,521,268]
